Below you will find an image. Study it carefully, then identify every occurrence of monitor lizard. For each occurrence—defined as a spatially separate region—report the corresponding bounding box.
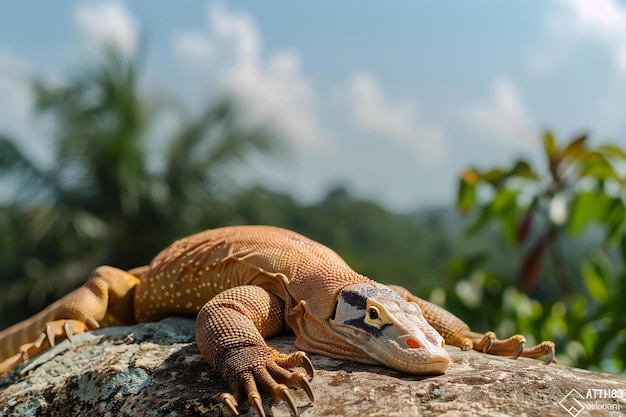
[0,225,555,416]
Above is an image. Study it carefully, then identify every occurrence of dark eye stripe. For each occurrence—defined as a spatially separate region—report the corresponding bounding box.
[341,286,381,309]
[344,317,391,337]
[342,290,367,309]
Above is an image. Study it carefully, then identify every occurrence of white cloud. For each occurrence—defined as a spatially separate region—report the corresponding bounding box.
[172,2,333,149]
[349,72,447,167]
[0,50,34,139]
[172,32,214,68]
[466,77,539,146]
[562,0,626,73]
[558,0,626,35]
[0,49,57,170]
[73,1,138,57]
[534,0,626,75]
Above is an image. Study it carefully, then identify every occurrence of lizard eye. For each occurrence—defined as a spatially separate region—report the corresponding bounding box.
[368,306,380,321]
[363,299,391,328]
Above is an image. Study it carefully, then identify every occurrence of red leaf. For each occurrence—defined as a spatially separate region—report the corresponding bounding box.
[516,210,533,246]
[518,235,547,293]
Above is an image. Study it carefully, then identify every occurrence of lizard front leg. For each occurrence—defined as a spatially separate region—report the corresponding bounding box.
[0,265,139,377]
[196,285,314,417]
[388,285,556,364]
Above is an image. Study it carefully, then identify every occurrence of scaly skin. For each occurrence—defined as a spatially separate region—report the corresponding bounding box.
[0,225,555,416]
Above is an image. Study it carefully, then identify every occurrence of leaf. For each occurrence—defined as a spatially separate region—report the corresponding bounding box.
[599,144,626,160]
[518,233,548,293]
[457,170,478,213]
[491,189,520,245]
[580,151,618,180]
[543,130,557,159]
[509,160,538,180]
[465,188,519,238]
[567,191,610,236]
[605,198,625,244]
[491,188,519,212]
[482,168,507,186]
[562,134,588,161]
[516,209,533,246]
[582,254,610,303]
[460,168,480,185]
[465,204,492,235]
[500,197,519,246]
[543,130,560,179]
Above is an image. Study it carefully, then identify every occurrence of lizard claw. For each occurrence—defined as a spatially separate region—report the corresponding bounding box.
[85,317,100,330]
[481,334,495,353]
[276,350,314,380]
[221,393,240,416]
[32,331,46,350]
[513,341,525,359]
[298,373,314,402]
[301,354,314,380]
[277,386,298,416]
[64,321,75,343]
[544,344,556,365]
[46,324,57,348]
[248,392,265,417]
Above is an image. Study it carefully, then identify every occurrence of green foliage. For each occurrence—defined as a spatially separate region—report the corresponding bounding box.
[0,46,279,327]
[454,131,626,373]
[458,132,626,295]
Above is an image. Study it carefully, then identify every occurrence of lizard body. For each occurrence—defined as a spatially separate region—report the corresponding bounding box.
[0,225,555,416]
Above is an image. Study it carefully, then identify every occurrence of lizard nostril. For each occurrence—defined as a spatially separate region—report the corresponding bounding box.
[406,338,420,349]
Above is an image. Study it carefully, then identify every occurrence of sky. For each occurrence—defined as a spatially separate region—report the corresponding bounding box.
[1,1,626,212]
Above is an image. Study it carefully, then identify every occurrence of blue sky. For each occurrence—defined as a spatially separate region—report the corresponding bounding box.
[1,1,626,211]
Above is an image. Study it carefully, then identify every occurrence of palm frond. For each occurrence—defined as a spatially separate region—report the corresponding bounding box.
[0,135,61,204]
[165,98,280,196]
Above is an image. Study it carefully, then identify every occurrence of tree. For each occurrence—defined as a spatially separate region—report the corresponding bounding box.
[455,132,626,372]
[0,46,279,327]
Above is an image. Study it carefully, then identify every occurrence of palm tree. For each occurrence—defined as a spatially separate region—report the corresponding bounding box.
[0,46,279,327]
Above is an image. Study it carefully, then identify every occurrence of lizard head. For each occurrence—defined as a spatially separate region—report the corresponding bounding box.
[327,283,450,374]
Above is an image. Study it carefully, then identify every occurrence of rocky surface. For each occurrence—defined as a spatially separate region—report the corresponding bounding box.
[1,317,625,417]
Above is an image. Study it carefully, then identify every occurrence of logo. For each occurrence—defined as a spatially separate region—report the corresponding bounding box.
[558,387,624,415]
[558,389,585,417]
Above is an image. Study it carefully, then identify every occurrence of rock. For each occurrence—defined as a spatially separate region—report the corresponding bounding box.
[1,317,625,417]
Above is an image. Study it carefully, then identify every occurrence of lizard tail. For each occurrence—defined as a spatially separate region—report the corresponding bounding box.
[0,265,141,377]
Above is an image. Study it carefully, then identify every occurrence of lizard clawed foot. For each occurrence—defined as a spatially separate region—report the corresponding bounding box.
[0,318,99,377]
[33,318,99,350]
[517,340,556,365]
[460,330,556,364]
[218,349,315,417]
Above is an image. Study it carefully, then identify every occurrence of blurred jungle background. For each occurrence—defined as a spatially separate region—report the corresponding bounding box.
[1,2,626,375]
